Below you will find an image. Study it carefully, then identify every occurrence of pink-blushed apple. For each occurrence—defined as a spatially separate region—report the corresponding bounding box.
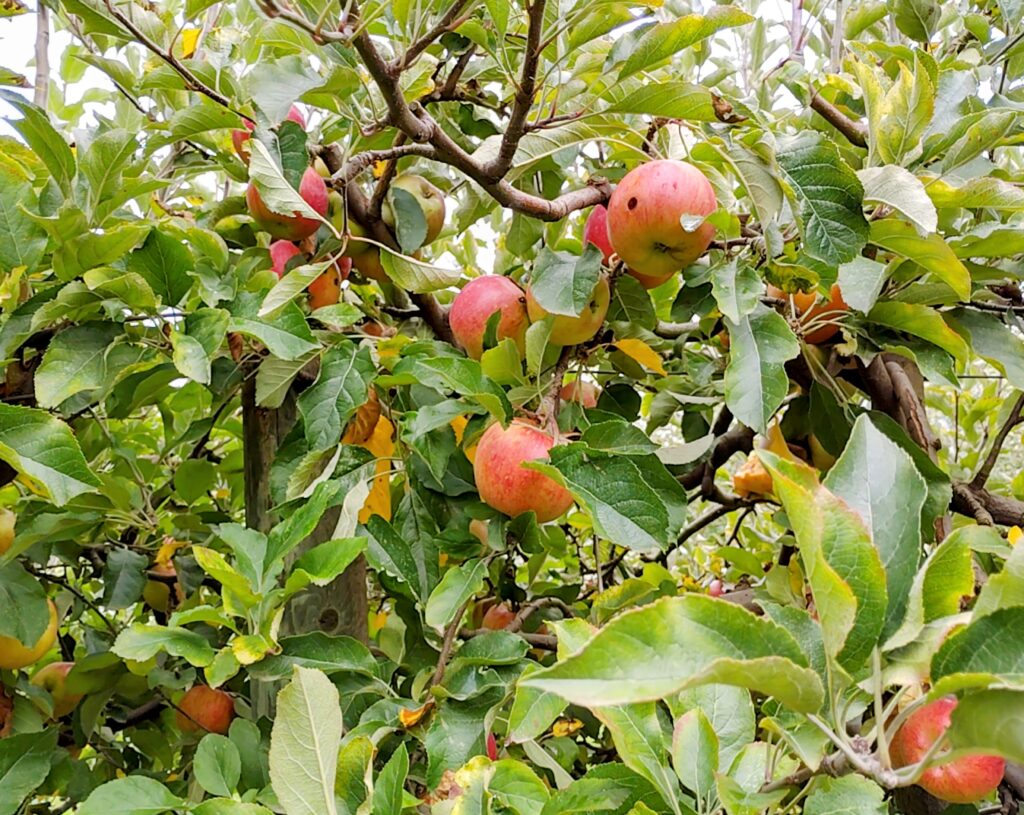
[891,696,1005,804]
[176,685,235,735]
[449,276,530,359]
[269,240,302,278]
[583,204,614,265]
[232,104,306,164]
[607,160,717,285]
[473,421,574,523]
[32,662,83,718]
[246,166,328,241]
[525,275,609,346]
[559,379,599,409]
[482,602,515,630]
[382,175,446,245]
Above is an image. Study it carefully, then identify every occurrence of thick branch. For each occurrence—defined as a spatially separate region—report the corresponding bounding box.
[679,424,755,490]
[396,0,474,71]
[971,391,1024,489]
[34,1,49,108]
[333,143,435,185]
[483,0,546,179]
[809,88,867,148]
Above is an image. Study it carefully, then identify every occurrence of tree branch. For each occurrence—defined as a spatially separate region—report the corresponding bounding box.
[971,391,1024,489]
[483,0,547,179]
[396,0,475,71]
[679,424,755,490]
[368,133,407,219]
[809,88,867,148]
[33,0,50,109]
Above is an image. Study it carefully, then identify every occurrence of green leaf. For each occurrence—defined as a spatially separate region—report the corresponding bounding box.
[193,546,259,606]
[248,633,377,681]
[364,515,437,604]
[102,547,149,610]
[388,187,428,254]
[803,775,886,815]
[248,57,322,122]
[596,704,680,815]
[867,302,968,365]
[672,709,718,807]
[379,249,462,293]
[869,219,970,300]
[34,322,120,409]
[974,540,1024,618]
[78,129,137,216]
[0,90,75,194]
[336,737,372,815]
[523,595,824,713]
[424,692,500,787]
[371,743,408,815]
[540,777,631,815]
[78,777,184,815]
[509,664,569,744]
[618,6,753,77]
[868,56,934,166]
[259,260,332,318]
[926,176,1024,210]
[945,309,1024,391]
[229,300,319,361]
[761,454,887,672]
[385,356,511,422]
[824,415,926,640]
[606,82,716,120]
[195,734,242,797]
[948,689,1024,763]
[932,607,1024,688]
[53,222,151,280]
[530,444,685,556]
[287,537,368,591]
[724,306,800,433]
[710,259,760,324]
[857,167,936,234]
[112,624,216,667]
[775,133,869,265]
[889,0,940,41]
[256,353,318,408]
[126,229,194,306]
[425,558,487,632]
[170,331,211,385]
[0,730,58,815]
[0,164,46,273]
[249,139,327,225]
[530,245,603,317]
[0,561,49,645]
[0,402,101,505]
[837,257,887,314]
[297,341,375,450]
[270,667,342,815]
[674,684,755,770]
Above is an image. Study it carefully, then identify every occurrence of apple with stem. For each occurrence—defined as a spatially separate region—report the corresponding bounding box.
[766,283,848,344]
[607,160,717,287]
[449,276,530,359]
[473,421,573,523]
[891,696,1004,804]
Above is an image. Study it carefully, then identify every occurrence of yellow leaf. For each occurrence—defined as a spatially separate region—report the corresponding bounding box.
[357,416,394,524]
[156,536,187,566]
[613,338,666,375]
[450,415,468,445]
[552,718,583,737]
[399,700,434,728]
[372,160,388,178]
[1010,527,1023,547]
[369,610,388,637]
[181,28,200,58]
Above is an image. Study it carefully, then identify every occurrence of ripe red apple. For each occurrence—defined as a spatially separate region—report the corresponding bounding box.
[607,160,717,285]
[559,379,599,409]
[246,166,328,241]
[449,276,530,359]
[382,175,446,246]
[482,602,516,630]
[473,421,574,523]
[0,508,14,556]
[583,205,614,265]
[32,662,83,718]
[0,600,57,670]
[766,283,848,344]
[176,685,235,735]
[891,696,1004,804]
[232,104,306,164]
[707,579,724,598]
[525,275,610,346]
[269,240,302,278]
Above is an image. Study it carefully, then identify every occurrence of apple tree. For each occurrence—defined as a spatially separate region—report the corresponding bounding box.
[3,0,1024,813]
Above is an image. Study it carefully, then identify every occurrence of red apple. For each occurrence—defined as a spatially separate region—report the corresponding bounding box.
[246,166,328,241]
[707,579,724,598]
[269,240,302,278]
[473,421,574,523]
[525,275,610,346]
[891,696,1004,804]
[583,205,614,265]
[32,662,83,718]
[482,602,516,630]
[449,276,530,359]
[766,283,848,344]
[176,685,235,735]
[232,105,306,164]
[607,160,717,285]
[559,379,599,409]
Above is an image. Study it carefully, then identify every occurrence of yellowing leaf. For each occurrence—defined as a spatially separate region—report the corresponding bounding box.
[551,718,583,737]
[614,338,666,375]
[356,415,394,524]
[1010,527,1023,547]
[450,415,468,445]
[180,28,200,58]
[156,536,187,566]
[372,161,388,178]
[399,700,433,728]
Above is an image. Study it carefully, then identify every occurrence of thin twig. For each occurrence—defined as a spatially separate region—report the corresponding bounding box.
[971,392,1024,489]
[396,0,475,71]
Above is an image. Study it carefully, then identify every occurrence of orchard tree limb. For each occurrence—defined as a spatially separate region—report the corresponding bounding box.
[971,391,1024,489]
[34,0,49,108]
[537,346,574,430]
[461,627,557,650]
[809,88,867,148]
[507,596,576,633]
[396,0,475,71]
[678,424,755,490]
[368,133,407,219]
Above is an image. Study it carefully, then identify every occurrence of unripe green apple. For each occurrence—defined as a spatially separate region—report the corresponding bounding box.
[176,685,235,735]
[381,175,446,246]
[607,160,716,284]
[525,275,609,346]
[32,661,83,718]
[891,697,1004,804]
[0,508,14,556]
[449,276,529,359]
[473,421,573,523]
